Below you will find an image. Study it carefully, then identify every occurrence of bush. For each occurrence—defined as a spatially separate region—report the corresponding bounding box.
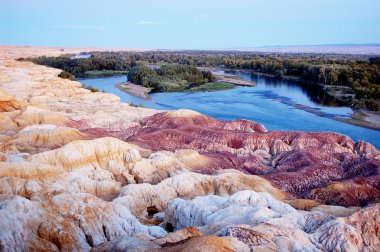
[153,82,183,92]
[82,85,99,92]
[365,98,379,111]
[58,70,75,80]
[129,102,145,107]
[202,70,217,82]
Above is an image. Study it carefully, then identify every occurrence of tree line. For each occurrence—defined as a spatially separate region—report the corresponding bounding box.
[20,54,130,77]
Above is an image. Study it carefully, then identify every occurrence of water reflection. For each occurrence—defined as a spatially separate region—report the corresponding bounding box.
[226,70,347,107]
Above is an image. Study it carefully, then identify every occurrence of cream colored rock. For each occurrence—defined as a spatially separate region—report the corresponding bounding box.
[0,161,63,181]
[271,139,292,156]
[0,124,88,154]
[12,106,68,129]
[161,190,380,251]
[165,109,202,117]
[0,56,158,134]
[310,205,360,217]
[27,137,202,186]
[163,190,297,231]
[312,205,380,251]
[0,194,167,252]
[0,137,214,200]
[0,71,10,82]
[114,169,291,217]
[153,226,202,245]
[90,235,161,252]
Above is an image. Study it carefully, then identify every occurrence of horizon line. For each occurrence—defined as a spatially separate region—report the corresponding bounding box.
[1,43,380,55]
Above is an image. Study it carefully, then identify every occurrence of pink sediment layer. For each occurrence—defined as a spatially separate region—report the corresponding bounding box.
[79,111,380,207]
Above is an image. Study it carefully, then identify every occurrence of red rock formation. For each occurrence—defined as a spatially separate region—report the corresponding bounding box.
[111,110,380,207]
[0,91,25,112]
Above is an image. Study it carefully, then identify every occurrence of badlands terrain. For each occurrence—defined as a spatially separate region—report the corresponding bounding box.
[0,46,379,251]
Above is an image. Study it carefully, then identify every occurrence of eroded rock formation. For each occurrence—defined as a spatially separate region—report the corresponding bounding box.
[0,46,379,251]
[120,110,380,206]
[162,190,380,251]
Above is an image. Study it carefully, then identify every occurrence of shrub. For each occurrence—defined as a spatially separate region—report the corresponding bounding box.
[58,70,75,80]
[129,102,145,108]
[82,85,99,92]
[365,98,379,111]
[202,70,217,82]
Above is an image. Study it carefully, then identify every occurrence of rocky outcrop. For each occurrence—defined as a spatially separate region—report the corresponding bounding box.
[114,169,291,217]
[162,190,380,251]
[1,137,218,200]
[0,90,25,112]
[121,111,380,206]
[0,194,167,252]
[0,124,88,154]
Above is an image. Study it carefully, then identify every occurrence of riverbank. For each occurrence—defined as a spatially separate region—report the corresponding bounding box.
[199,67,256,86]
[335,110,380,131]
[211,72,256,86]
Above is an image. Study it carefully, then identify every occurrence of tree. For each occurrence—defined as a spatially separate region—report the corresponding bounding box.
[202,71,217,82]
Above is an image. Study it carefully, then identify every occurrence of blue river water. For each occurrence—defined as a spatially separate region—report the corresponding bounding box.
[79,73,380,148]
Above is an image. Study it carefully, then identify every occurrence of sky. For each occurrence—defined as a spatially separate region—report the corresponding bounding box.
[0,0,380,49]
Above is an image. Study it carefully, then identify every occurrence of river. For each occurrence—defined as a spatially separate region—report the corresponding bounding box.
[79,72,380,148]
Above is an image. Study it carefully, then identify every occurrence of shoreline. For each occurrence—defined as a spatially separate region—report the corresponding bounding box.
[335,110,380,131]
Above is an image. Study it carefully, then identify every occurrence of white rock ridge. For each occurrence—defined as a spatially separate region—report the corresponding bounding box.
[163,190,380,251]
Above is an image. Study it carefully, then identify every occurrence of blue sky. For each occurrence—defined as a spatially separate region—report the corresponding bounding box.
[0,0,379,49]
